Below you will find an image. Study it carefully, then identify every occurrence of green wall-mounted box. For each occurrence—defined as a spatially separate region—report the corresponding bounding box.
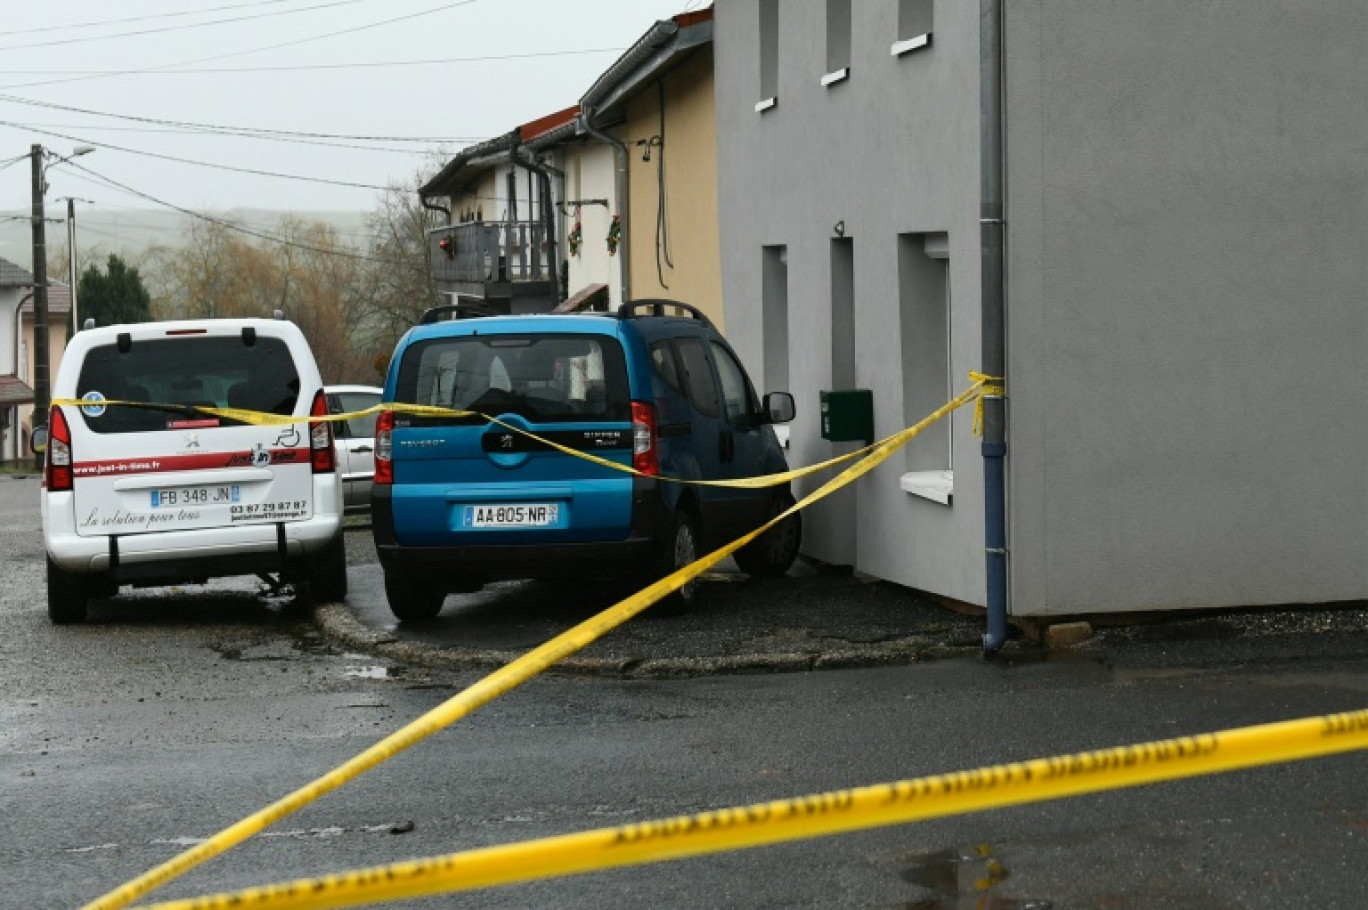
[820,389,874,444]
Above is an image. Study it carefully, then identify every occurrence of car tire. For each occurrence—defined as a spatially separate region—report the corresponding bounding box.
[305,533,349,604]
[733,491,802,578]
[653,509,700,616]
[47,557,89,625]
[385,570,445,621]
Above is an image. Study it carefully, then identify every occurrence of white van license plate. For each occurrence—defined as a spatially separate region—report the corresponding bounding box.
[151,485,240,508]
[465,503,558,528]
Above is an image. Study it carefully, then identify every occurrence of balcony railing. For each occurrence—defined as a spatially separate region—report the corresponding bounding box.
[429,221,552,287]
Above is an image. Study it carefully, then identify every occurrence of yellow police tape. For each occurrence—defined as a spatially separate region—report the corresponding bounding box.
[50,394,853,489]
[82,378,989,910]
[131,709,1368,910]
[55,374,1002,491]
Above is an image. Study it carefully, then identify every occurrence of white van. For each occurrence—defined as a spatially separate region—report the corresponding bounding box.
[41,316,347,623]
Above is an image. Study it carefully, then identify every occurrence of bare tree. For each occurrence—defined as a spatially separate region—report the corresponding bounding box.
[126,161,446,385]
[353,170,446,377]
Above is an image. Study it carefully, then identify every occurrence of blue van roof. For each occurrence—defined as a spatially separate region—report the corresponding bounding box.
[405,313,619,342]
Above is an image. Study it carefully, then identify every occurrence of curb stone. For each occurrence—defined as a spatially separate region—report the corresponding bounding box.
[312,602,983,680]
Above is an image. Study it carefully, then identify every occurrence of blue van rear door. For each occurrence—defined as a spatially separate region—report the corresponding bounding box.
[387,331,637,546]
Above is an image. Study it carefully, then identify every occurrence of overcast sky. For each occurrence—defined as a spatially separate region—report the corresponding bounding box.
[0,0,704,226]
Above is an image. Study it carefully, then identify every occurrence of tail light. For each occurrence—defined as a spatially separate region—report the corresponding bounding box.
[373,408,394,485]
[45,407,73,492]
[309,389,335,473]
[630,400,659,476]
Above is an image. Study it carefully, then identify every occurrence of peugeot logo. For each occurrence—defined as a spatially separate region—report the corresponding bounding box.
[184,433,200,449]
[399,439,444,448]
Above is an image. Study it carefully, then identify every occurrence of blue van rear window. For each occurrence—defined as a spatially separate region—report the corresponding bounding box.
[395,334,630,423]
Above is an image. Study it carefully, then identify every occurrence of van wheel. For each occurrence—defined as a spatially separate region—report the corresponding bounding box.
[385,571,445,621]
[733,491,802,578]
[653,510,699,616]
[305,534,349,604]
[47,557,89,625]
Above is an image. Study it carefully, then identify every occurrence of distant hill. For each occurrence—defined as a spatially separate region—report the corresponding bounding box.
[0,209,374,271]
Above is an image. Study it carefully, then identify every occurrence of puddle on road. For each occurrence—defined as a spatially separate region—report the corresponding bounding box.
[344,665,407,680]
[901,845,1052,910]
[986,649,1107,670]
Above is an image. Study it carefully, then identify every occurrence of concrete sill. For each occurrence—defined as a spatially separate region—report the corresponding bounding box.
[891,34,931,56]
[820,67,849,87]
[901,469,953,506]
[754,96,777,114]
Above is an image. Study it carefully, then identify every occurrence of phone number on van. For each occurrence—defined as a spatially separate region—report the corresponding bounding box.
[229,501,311,522]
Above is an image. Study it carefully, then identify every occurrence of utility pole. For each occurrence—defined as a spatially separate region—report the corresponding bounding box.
[66,197,80,330]
[30,144,49,471]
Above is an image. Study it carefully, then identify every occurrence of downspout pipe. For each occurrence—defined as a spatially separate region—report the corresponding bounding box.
[12,292,32,462]
[980,0,1009,655]
[511,144,561,304]
[578,105,632,303]
[419,195,450,221]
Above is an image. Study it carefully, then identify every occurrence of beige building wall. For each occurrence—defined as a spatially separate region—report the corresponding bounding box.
[621,50,723,328]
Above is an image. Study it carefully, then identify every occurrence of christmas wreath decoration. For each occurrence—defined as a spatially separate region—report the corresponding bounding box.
[606,214,621,256]
[567,212,583,257]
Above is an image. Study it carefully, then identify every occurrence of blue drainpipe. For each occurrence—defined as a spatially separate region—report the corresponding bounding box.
[980,0,1009,654]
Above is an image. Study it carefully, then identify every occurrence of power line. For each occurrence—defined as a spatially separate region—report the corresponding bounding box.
[65,159,406,265]
[0,47,626,77]
[0,0,307,38]
[2,120,396,190]
[0,121,469,155]
[0,0,369,52]
[0,93,471,143]
[2,208,381,243]
[0,0,484,93]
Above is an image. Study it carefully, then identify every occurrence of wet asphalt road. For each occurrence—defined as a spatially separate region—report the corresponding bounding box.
[330,518,986,676]
[3,474,1368,909]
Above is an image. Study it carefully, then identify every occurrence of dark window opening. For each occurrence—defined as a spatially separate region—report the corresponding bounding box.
[75,336,300,434]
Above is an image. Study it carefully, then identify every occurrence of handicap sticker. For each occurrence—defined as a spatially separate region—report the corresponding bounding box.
[80,391,107,417]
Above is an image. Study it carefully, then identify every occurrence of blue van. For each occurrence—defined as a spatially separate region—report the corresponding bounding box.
[371,300,800,620]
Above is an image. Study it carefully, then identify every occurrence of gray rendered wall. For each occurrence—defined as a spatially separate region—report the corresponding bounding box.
[715,0,987,604]
[1004,1,1368,614]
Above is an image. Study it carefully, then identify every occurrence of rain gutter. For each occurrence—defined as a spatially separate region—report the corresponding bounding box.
[575,19,680,305]
[980,0,1009,654]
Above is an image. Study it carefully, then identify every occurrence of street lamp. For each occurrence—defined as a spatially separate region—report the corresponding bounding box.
[28,143,94,468]
[55,196,95,331]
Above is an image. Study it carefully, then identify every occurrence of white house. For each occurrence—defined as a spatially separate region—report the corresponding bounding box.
[0,256,70,462]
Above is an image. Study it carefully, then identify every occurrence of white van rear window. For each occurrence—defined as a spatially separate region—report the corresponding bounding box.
[74,336,301,434]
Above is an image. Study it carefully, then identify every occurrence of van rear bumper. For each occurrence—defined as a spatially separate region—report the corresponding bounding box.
[371,480,668,584]
[45,514,342,583]
[375,537,662,584]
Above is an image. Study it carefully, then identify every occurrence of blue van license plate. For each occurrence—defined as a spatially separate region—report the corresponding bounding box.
[464,503,559,529]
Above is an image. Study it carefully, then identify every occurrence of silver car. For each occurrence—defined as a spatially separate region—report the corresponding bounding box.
[325,385,382,513]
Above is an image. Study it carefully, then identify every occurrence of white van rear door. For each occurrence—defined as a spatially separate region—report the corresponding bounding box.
[62,329,317,536]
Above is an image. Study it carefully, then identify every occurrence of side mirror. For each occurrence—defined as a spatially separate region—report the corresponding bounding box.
[30,426,49,455]
[763,392,795,424]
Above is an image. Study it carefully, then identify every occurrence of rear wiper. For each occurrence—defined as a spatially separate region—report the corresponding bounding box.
[111,401,211,417]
